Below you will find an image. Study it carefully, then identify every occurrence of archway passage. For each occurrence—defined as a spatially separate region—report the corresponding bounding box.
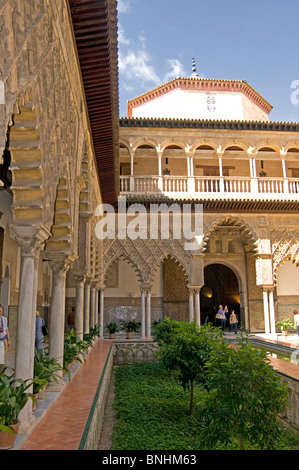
[202,264,240,327]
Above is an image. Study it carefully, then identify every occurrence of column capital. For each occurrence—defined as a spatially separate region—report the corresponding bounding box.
[12,224,52,258]
[48,254,77,276]
[188,285,202,292]
[140,283,152,293]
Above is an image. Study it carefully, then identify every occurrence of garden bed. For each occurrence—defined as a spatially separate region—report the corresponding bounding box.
[108,362,299,451]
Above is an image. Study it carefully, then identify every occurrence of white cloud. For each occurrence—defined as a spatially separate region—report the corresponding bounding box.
[118,23,130,46]
[118,0,130,14]
[164,59,186,82]
[119,49,160,87]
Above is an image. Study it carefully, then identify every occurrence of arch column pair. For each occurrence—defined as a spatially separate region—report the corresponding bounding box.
[12,224,51,433]
[140,284,152,339]
[188,286,202,325]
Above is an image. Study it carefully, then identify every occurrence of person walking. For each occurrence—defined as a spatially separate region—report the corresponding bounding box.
[35,311,45,351]
[0,304,11,373]
[293,309,299,337]
[67,307,75,334]
[229,310,238,334]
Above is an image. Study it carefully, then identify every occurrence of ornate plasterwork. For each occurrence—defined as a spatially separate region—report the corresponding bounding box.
[100,231,192,287]
[202,216,259,253]
[271,229,299,282]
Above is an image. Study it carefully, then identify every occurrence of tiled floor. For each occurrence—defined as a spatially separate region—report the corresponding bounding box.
[16,340,113,450]
[10,333,299,450]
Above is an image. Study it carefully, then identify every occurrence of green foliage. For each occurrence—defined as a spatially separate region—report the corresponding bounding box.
[152,317,182,345]
[199,336,290,449]
[112,362,204,450]
[121,320,140,333]
[155,319,224,414]
[33,348,66,393]
[0,370,35,426]
[105,322,119,334]
[83,324,99,345]
[111,362,298,450]
[63,330,90,370]
[276,318,294,332]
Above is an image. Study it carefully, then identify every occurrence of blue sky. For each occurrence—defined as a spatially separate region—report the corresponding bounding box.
[117,0,299,122]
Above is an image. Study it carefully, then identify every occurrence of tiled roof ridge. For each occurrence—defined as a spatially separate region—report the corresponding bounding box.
[127,76,273,117]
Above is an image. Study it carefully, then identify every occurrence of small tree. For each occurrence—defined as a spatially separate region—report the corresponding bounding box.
[155,320,224,415]
[200,335,290,450]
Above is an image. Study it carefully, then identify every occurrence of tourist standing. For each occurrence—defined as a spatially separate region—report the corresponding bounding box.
[67,307,75,334]
[229,310,238,334]
[293,310,299,337]
[35,311,45,351]
[0,304,11,373]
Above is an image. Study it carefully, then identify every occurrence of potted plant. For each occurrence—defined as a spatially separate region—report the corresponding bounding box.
[34,348,67,399]
[121,320,140,339]
[276,318,294,336]
[0,370,36,449]
[105,322,119,339]
[63,330,89,371]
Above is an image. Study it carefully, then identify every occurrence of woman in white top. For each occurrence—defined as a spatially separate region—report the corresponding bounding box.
[293,309,299,337]
[0,304,11,373]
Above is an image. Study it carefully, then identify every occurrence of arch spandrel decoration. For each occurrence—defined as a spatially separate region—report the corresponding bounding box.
[100,234,192,287]
[271,229,299,283]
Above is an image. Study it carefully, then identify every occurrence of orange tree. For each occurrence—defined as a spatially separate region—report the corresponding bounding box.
[153,319,224,415]
[199,335,290,450]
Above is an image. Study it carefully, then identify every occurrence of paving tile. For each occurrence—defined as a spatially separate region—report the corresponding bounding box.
[19,340,113,451]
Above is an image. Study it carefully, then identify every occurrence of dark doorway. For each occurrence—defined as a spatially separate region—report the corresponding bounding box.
[201,264,240,326]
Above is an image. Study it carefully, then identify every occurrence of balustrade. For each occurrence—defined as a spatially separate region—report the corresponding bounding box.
[120,175,299,199]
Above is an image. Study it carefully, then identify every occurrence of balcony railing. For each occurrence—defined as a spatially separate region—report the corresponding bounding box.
[120,175,299,200]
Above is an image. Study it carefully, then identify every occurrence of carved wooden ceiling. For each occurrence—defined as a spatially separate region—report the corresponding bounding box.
[69,0,120,206]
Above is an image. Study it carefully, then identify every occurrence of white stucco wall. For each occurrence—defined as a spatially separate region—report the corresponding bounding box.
[276,261,299,296]
[131,88,269,121]
[105,259,163,297]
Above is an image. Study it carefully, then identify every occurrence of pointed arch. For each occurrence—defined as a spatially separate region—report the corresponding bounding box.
[202,216,259,253]
[103,253,144,286]
[149,252,190,285]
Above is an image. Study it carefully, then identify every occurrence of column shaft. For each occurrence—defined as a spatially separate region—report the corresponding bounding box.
[141,289,146,338]
[75,279,85,339]
[146,290,151,339]
[189,290,194,322]
[263,289,270,335]
[269,290,276,334]
[84,282,91,334]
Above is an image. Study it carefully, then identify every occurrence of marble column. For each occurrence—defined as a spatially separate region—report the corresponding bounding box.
[194,288,201,326]
[146,289,152,339]
[263,288,270,335]
[48,259,71,390]
[188,289,194,323]
[90,285,96,329]
[11,225,50,433]
[99,288,105,339]
[140,288,146,339]
[84,279,91,334]
[15,245,40,431]
[74,275,85,339]
[268,289,276,334]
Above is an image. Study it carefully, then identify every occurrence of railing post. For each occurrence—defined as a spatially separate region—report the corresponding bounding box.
[130,176,135,192]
